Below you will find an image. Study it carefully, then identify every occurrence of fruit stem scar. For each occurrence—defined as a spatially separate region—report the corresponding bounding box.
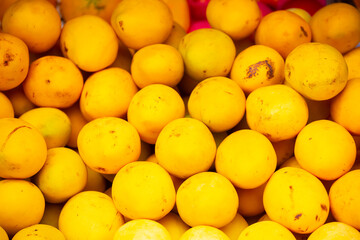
[1,126,31,151]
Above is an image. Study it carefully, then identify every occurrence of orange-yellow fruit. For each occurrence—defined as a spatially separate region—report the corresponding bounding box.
[80,67,138,121]
[236,182,266,217]
[83,166,107,192]
[246,84,308,142]
[33,147,88,203]
[280,156,302,169]
[63,102,88,148]
[180,226,230,240]
[215,129,277,189]
[0,118,47,179]
[178,28,236,81]
[60,0,123,23]
[219,213,248,240]
[230,44,285,94]
[330,78,360,135]
[112,161,176,220]
[60,14,119,72]
[307,221,360,240]
[310,3,360,54]
[110,41,133,72]
[287,8,311,23]
[0,0,17,20]
[40,203,63,228]
[0,225,9,240]
[77,117,141,174]
[263,167,330,234]
[161,0,190,32]
[111,0,173,50]
[155,118,217,179]
[59,191,124,240]
[127,84,185,144]
[272,138,296,166]
[176,171,239,228]
[2,0,61,53]
[146,153,159,164]
[0,92,14,118]
[157,212,190,240]
[257,214,272,222]
[188,76,246,132]
[206,0,261,40]
[113,219,171,240]
[22,55,84,108]
[144,153,184,192]
[19,107,72,149]
[329,169,360,230]
[3,86,35,117]
[12,224,65,240]
[284,42,348,101]
[131,44,184,88]
[163,22,187,49]
[255,10,312,58]
[0,33,29,91]
[0,0,57,20]
[295,120,356,180]
[0,179,45,236]
[344,47,360,80]
[238,221,296,240]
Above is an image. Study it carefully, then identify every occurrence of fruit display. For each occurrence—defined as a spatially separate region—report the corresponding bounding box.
[1,0,360,239]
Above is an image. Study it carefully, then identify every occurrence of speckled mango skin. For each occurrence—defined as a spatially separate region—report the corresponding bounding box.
[263,167,330,234]
[284,42,348,101]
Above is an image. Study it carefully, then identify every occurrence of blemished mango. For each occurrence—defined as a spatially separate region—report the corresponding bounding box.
[284,42,348,101]
[263,167,329,234]
[1,1,360,239]
[0,33,29,91]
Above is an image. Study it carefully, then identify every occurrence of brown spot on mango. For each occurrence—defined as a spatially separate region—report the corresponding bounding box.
[320,204,328,212]
[300,26,308,37]
[294,213,302,220]
[95,166,106,172]
[3,52,14,66]
[245,58,274,80]
[118,21,124,31]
